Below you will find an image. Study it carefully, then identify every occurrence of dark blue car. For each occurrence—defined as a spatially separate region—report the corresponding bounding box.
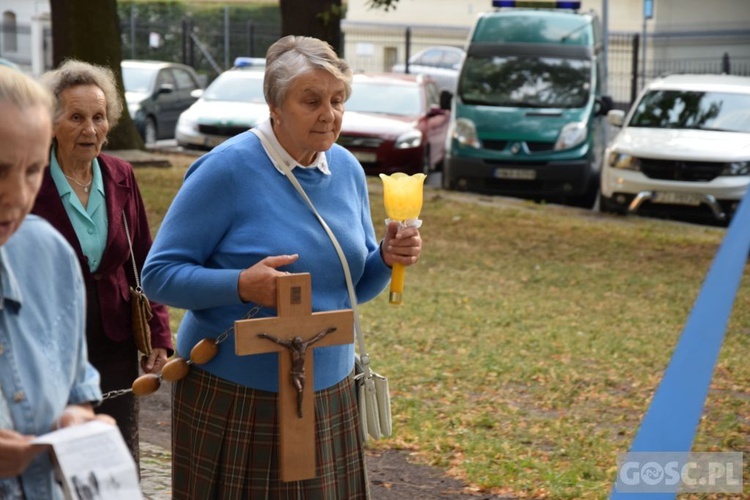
[122,60,203,145]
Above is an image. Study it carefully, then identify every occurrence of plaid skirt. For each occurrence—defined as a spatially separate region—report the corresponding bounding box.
[172,366,369,499]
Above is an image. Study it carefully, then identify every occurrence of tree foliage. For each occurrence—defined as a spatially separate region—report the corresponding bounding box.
[365,0,401,12]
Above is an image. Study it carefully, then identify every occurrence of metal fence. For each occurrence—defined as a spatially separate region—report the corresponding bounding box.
[2,14,748,109]
[120,16,279,83]
[0,6,280,83]
[607,32,640,108]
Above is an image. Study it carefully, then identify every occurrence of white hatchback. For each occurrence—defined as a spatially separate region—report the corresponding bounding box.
[599,73,750,224]
[176,69,268,150]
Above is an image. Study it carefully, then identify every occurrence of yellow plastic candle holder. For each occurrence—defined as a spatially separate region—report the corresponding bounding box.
[379,172,426,305]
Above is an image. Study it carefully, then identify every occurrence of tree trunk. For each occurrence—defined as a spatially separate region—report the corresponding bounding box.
[279,0,343,55]
[49,0,143,150]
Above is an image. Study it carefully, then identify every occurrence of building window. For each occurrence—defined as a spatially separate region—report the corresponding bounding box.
[2,11,18,53]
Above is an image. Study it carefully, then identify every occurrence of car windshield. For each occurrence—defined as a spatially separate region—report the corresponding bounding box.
[122,67,155,93]
[346,82,421,116]
[204,74,265,103]
[629,90,750,133]
[458,55,591,108]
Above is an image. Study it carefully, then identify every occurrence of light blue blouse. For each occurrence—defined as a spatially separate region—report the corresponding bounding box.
[49,149,108,272]
[0,216,102,500]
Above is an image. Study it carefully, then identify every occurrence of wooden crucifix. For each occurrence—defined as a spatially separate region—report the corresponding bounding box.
[235,273,353,482]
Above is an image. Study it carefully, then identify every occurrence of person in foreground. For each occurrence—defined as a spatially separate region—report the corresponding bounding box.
[142,35,422,498]
[31,59,172,466]
[0,65,114,499]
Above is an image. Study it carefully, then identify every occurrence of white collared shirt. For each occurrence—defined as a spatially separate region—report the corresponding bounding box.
[255,118,331,176]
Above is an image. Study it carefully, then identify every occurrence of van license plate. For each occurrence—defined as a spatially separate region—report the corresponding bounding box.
[652,192,702,206]
[494,168,536,180]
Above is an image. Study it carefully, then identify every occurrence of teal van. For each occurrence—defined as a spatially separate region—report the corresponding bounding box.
[443,1,612,207]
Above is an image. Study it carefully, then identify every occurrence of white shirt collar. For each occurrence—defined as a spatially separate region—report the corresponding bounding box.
[256,118,331,175]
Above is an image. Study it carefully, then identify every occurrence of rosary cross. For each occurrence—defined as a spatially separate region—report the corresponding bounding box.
[235,273,353,482]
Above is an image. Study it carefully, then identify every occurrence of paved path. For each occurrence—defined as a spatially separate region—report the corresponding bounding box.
[140,442,171,499]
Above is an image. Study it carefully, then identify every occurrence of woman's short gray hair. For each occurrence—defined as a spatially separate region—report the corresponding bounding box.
[264,35,352,109]
[40,59,123,129]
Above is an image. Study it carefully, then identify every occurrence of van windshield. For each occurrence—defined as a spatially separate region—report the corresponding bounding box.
[458,55,591,108]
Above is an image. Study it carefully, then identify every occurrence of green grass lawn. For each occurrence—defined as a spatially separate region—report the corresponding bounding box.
[135,154,749,499]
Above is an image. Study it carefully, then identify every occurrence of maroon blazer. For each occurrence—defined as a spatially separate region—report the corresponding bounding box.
[32,153,173,352]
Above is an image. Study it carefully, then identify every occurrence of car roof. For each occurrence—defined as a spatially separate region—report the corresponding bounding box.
[232,56,266,70]
[213,69,265,81]
[121,59,192,71]
[473,8,595,45]
[646,74,750,94]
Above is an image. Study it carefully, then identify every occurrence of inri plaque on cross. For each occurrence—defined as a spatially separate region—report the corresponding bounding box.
[235,273,353,482]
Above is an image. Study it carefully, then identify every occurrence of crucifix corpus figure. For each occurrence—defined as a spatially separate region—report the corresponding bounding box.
[258,326,337,418]
[234,273,353,482]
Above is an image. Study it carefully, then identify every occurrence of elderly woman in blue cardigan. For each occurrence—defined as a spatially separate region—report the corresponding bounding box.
[143,35,422,498]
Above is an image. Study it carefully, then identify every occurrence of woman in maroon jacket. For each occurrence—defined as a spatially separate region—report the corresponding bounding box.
[32,59,172,467]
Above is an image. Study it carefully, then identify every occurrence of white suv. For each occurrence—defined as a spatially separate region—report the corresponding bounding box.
[599,74,750,224]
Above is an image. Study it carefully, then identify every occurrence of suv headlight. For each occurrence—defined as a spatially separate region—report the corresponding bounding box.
[452,118,481,149]
[395,130,423,149]
[554,121,587,150]
[720,161,750,176]
[608,152,641,171]
[177,112,197,132]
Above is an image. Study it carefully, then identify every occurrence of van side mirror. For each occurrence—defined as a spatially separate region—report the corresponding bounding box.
[596,95,614,116]
[439,90,453,110]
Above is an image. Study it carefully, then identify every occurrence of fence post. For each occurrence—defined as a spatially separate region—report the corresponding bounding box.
[182,18,188,65]
[130,4,136,59]
[404,27,411,73]
[247,21,255,56]
[182,18,195,67]
[722,52,731,74]
[224,6,230,71]
[630,33,640,107]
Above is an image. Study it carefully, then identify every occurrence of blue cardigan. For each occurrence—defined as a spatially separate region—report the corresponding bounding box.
[142,131,391,391]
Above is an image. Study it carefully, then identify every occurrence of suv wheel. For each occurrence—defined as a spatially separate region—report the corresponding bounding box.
[598,191,627,215]
[144,117,157,146]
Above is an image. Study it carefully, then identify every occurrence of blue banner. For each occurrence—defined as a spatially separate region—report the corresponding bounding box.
[610,192,750,499]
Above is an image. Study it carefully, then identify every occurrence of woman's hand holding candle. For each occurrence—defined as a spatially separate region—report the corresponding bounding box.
[379,173,426,304]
